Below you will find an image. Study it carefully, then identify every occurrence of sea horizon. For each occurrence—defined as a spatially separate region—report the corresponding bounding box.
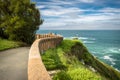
[37,29,120,31]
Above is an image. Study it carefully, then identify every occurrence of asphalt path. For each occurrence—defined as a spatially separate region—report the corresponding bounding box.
[0,47,30,80]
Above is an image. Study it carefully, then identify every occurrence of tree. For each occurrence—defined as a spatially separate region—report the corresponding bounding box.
[0,0,43,44]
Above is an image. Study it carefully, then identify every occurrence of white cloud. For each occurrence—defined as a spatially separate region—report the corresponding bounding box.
[50,0,74,4]
[39,11,120,30]
[36,5,46,9]
[78,0,95,3]
[41,7,82,16]
[49,0,95,4]
[99,7,120,13]
[35,0,120,30]
[37,0,73,6]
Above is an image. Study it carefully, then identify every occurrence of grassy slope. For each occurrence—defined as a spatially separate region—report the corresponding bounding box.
[42,40,104,80]
[0,38,25,51]
[71,41,120,80]
[41,40,120,80]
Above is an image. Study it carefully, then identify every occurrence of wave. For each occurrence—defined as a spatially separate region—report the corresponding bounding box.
[104,48,120,54]
[64,37,88,40]
[64,37,71,39]
[78,37,96,40]
[79,37,88,40]
[103,55,116,65]
[115,68,120,72]
[83,41,95,44]
[64,37,96,40]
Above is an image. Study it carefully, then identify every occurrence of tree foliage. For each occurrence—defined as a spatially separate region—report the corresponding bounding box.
[0,0,43,44]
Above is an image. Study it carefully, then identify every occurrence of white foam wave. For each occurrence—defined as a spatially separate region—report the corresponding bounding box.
[83,41,94,44]
[109,49,119,53]
[66,37,88,40]
[64,37,71,39]
[115,68,120,72]
[103,55,111,60]
[79,37,88,40]
[111,62,116,65]
[105,48,120,53]
[79,37,96,40]
[103,55,115,61]
[64,37,96,40]
[103,55,116,65]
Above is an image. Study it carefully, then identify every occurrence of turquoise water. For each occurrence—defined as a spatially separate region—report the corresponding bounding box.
[37,30,120,71]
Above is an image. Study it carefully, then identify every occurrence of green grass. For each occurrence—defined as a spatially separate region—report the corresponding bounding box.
[42,49,66,70]
[59,39,79,52]
[41,39,120,80]
[41,40,104,80]
[67,68,102,80]
[0,38,26,51]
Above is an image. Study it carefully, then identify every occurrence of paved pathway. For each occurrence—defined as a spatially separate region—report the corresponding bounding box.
[0,47,30,80]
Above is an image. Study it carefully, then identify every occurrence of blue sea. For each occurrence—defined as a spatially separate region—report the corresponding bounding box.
[37,30,120,71]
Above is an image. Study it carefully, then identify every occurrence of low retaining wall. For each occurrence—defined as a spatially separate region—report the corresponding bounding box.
[28,34,63,80]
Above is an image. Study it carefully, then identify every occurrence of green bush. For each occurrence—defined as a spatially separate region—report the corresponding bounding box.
[0,0,43,44]
[67,68,101,80]
[53,71,72,80]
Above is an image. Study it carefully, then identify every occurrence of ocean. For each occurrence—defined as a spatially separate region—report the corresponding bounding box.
[37,30,120,71]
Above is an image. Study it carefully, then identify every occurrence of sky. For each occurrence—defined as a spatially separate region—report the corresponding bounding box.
[31,0,120,30]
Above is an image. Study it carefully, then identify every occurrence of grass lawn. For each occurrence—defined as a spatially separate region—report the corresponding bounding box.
[0,38,25,51]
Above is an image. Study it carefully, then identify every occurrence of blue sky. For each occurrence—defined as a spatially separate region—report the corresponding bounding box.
[31,0,120,30]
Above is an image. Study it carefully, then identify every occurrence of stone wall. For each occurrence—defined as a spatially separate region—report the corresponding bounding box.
[28,33,63,80]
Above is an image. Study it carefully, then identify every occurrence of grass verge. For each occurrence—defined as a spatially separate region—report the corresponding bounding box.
[0,38,26,51]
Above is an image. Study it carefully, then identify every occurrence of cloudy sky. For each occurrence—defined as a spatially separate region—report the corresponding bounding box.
[31,0,120,30]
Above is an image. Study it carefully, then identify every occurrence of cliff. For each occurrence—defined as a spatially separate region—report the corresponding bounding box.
[41,39,120,80]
